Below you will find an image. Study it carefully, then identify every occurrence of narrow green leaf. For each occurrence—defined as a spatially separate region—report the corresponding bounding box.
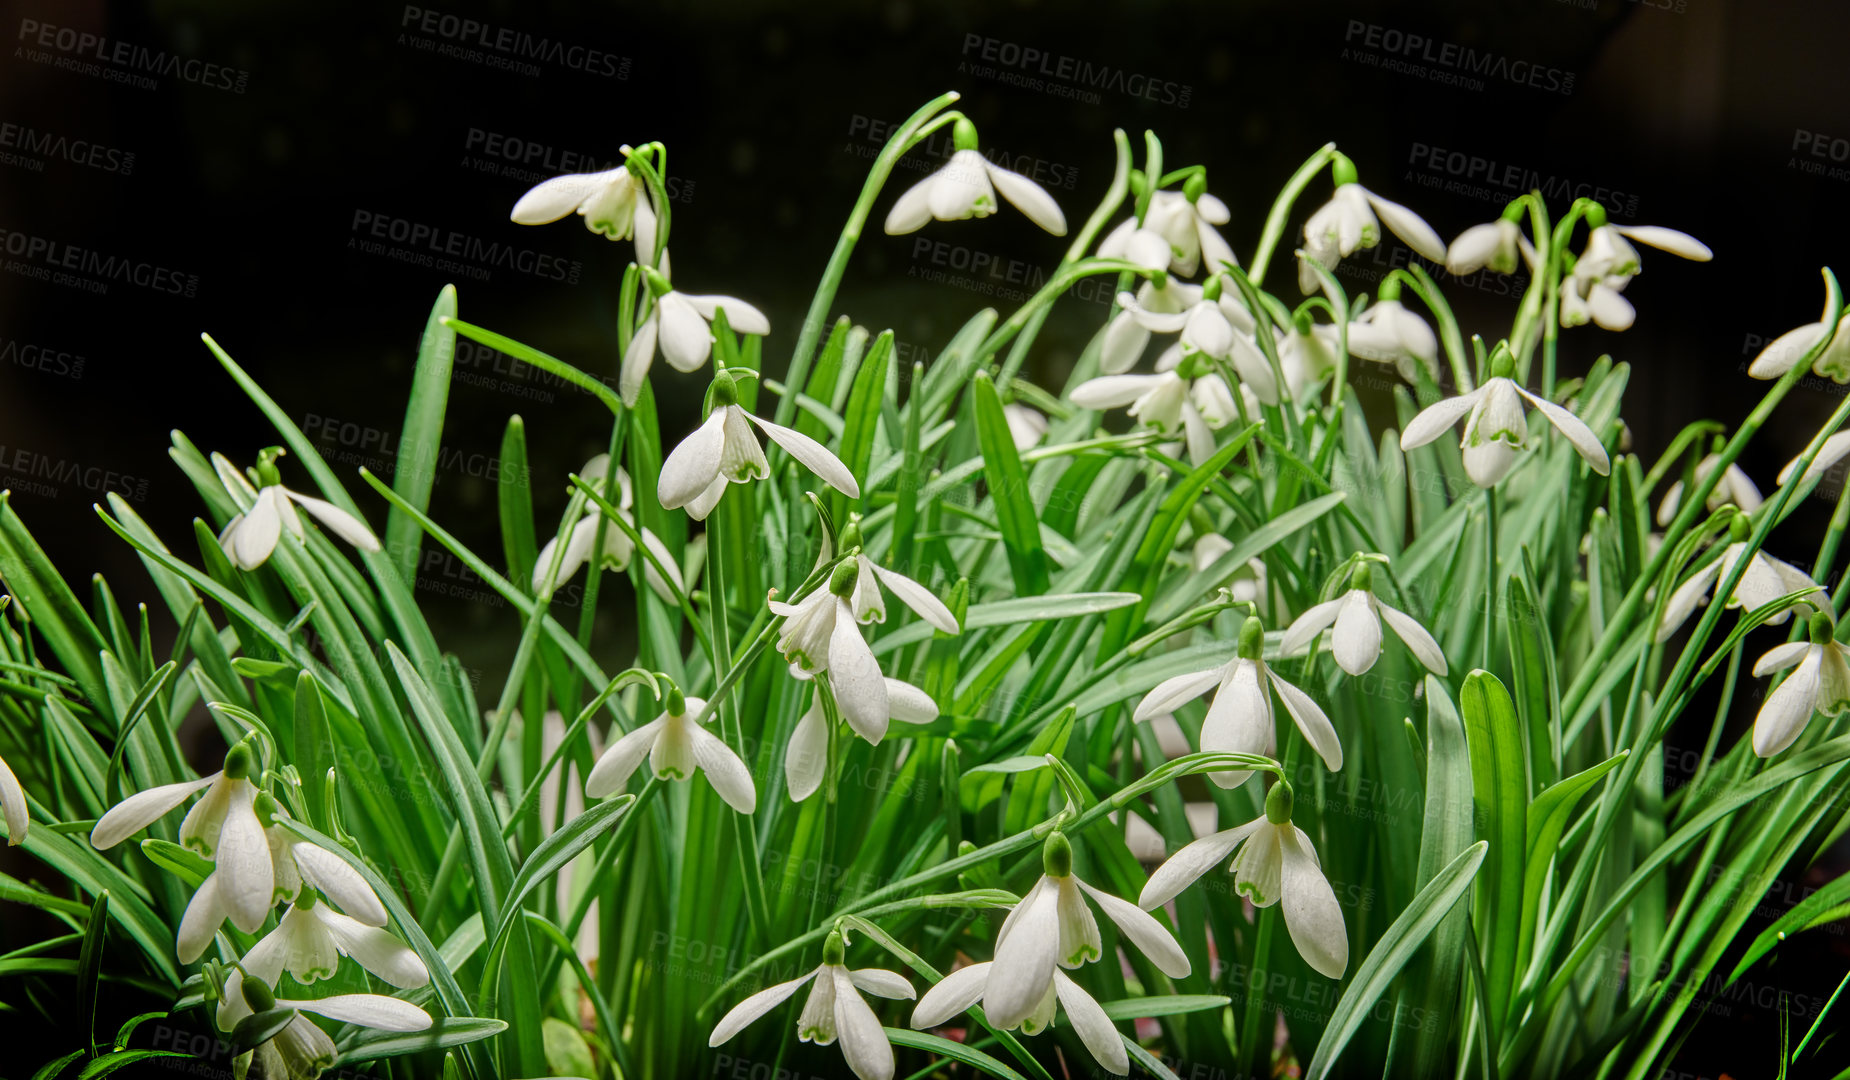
[333,1018,509,1067]
[882,1029,1026,1080]
[1518,751,1628,971]
[73,1051,193,1080]
[1460,670,1527,1029]
[386,284,460,587]
[1098,994,1231,1020]
[972,371,1050,596]
[76,891,108,1055]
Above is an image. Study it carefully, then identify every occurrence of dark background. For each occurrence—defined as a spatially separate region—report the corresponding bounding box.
[4,0,1850,1075]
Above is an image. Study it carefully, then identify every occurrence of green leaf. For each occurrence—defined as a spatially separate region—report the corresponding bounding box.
[31,1050,84,1080]
[1305,841,1488,1080]
[485,794,633,967]
[332,1018,509,1066]
[1460,669,1527,1030]
[100,661,177,804]
[883,1029,1026,1080]
[870,592,1139,655]
[1149,491,1348,625]
[1518,751,1628,971]
[542,1016,594,1078]
[386,284,460,587]
[0,494,112,716]
[73,1051,194,1080]
[1098,994,1230,1020]
[138,839,213,889]
[972,371,1050,595]
[77,890,108,1054]
[113,1011,167,1051]
[229,1008,300,1053]
[499,415,539,591]
[294,671,332,832]
[836,330,893,517]
[1730,864,1850,983]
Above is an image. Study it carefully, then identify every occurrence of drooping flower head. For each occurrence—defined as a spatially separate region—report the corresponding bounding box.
[510,146,661,257]
[710,929,916,1080]
[585,685,756,813]
[1560,203,1710,333]
[1398,345,1610,488]
[1281,560,1448,677]
[658,372,860,520]
[216,448,381,572]
[885,119,1066,236]
[1750,612,1850,758]
[1298,153,1445,294]
[622,267,771,406]
[1446,201,1532,277]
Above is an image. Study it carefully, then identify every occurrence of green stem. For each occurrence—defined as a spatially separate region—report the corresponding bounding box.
[706,503,774,943]
[1485,487,1499,669]
[1248,142,1338,287]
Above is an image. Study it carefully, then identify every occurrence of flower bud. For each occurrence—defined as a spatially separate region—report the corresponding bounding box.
[838,518,863,553]
[1489,343,1516,380]
[1729,514,1752,544]
[1351,561,1374,592]
[1042,831,1073,878]
[254,447,286,488]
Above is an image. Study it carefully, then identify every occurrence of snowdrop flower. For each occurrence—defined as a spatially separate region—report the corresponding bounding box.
[1140,782,1348,978]
[1749,283,1850,382]
[585,687,755,813]
[622,268,770,406]
[91,739,273,933]
[1099,279,1195,374]
[1004,403,1049,450]
[1099,181,1238,279]
[769,560,897,739]
[785,679,939,802]
[710,930,914,1080]
[1112,276,1265,381]
[1346,282,1440,384]
[210,894,426,1008]
[1276,314,1342,393]
[533,457,683,602]
[215,450,380,571]
[1281,562,1448,677]
[1750,613,1850,757]
[1298,156,1445,294]
[1398,351,1610,488]
[1070,368,1227,467]
[1561,211,1710,332]
[885,119,1066,236]
[1133,617,1342,787]
[837,523,962,634]
[0,751,24,846]
[1445,214,1529,276]
[232,978,430,1080]
[1780,429,1850,487]
[1657,454,1763,526]
[912,834,1188,1075]
[1655,518,1827,642]
[658,373,860,521]
[511,150,658,250]
[1098,222,1177,273]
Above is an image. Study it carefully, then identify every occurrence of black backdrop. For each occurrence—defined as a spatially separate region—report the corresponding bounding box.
[4,0,1850,1074]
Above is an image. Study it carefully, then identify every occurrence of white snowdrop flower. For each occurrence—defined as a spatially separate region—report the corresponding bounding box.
[1297,158,1445,294]
[1399,353,1610,488]
[1657,454,1764,526]
[208,894,426,1000]
[1133,617,1342,787]
[785,678,939,802]
[1346,288,1440,384]
[231,979,430,1080]
[1559,274,1636,332]
[1561,213,1709,333]
[1750,614,1850,757]
[838,535,960,634]
[912,834,1186,1075]
[1098,221,1178,273]
[584,687,756,813]
[913,964,1129,1075]
[769,561,895,741]
[1002,402,1049,451]
[1099,184,1238,279]
[0,751,25,846]
[1446,216,1530,276]
[1781,429,1850,487]
[1655,520,1827,642]
[1281,562,1448,677]
[1276,316,1342,394]
[214,450,380,572]
[1113,276,1257,370]
[533,458,683,603]
[885,120,1066,236]
[710,930,914,1080]
[1071,369,1229,467]
[91,740,272,933]
[622,268,770,406]
[1140,782,1348,978]
[1750,280,1850,382]
[658,374,860,521]
[1099,279,1197,374]
[510,151,658,250]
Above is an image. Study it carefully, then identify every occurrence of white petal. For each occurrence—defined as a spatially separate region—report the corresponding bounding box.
[1754,641,1811,677]
[659,411,729,510]
[1139,820,1264,908]
[850,968,916,1000]
[1125,228,1175,271]
[292,842,388,927]
[658,293,716,373]
[1268,668,1343,772]
[983,159,1067,236]
[1399,390,1485,450]
[1376,602,1449,676]
[829,601,889,744]
[1072,374,1163,410]
[1446,223,1503,275]
[1280,600,1343,657]
[1586,284,1636,332]
[1052,971,1129,1075]
[284,491,381,551]
[785,700,829,803]
[634,197,660,264]
[911,962,990,1028]
[682,293,771,336]
[1656,558,1725,642]
[1100,312,1151,376]
[1749,321,1827,380]
[1133,666,1225,724]
[319,908,428,988]
[1615,225,1712,261]
[620,313,659,407]
[985,880,1060,1027]
[637,527,685,603]
[930,151,997,221]
[0,754,24,846]
[717,406,771,485]
[1279,826,1349,978]
[1755,647,1821,757]
[883,679,939,724]
[1200,661,1272,788]
[883,177,935,235]
[685,476,727,521]
[1076,878,1190,978]
[91,774,216,849]
[509,169,620,225]
[176,873,227,963]
[832,966,896,1080]
[283,993,432,1032]
[1362,190,1446,261]
[1782,430,1850,487]
[1514,385,1610,475]
[688,722,758,813]
[1656,480,1686,529]
[231,488,286,569]
[1181,402,1217,468]
[1331,591,1382,676]
[871,564,959,633]
[217,784,274,934]
[585,718,665,798]
[747,414,861,498]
